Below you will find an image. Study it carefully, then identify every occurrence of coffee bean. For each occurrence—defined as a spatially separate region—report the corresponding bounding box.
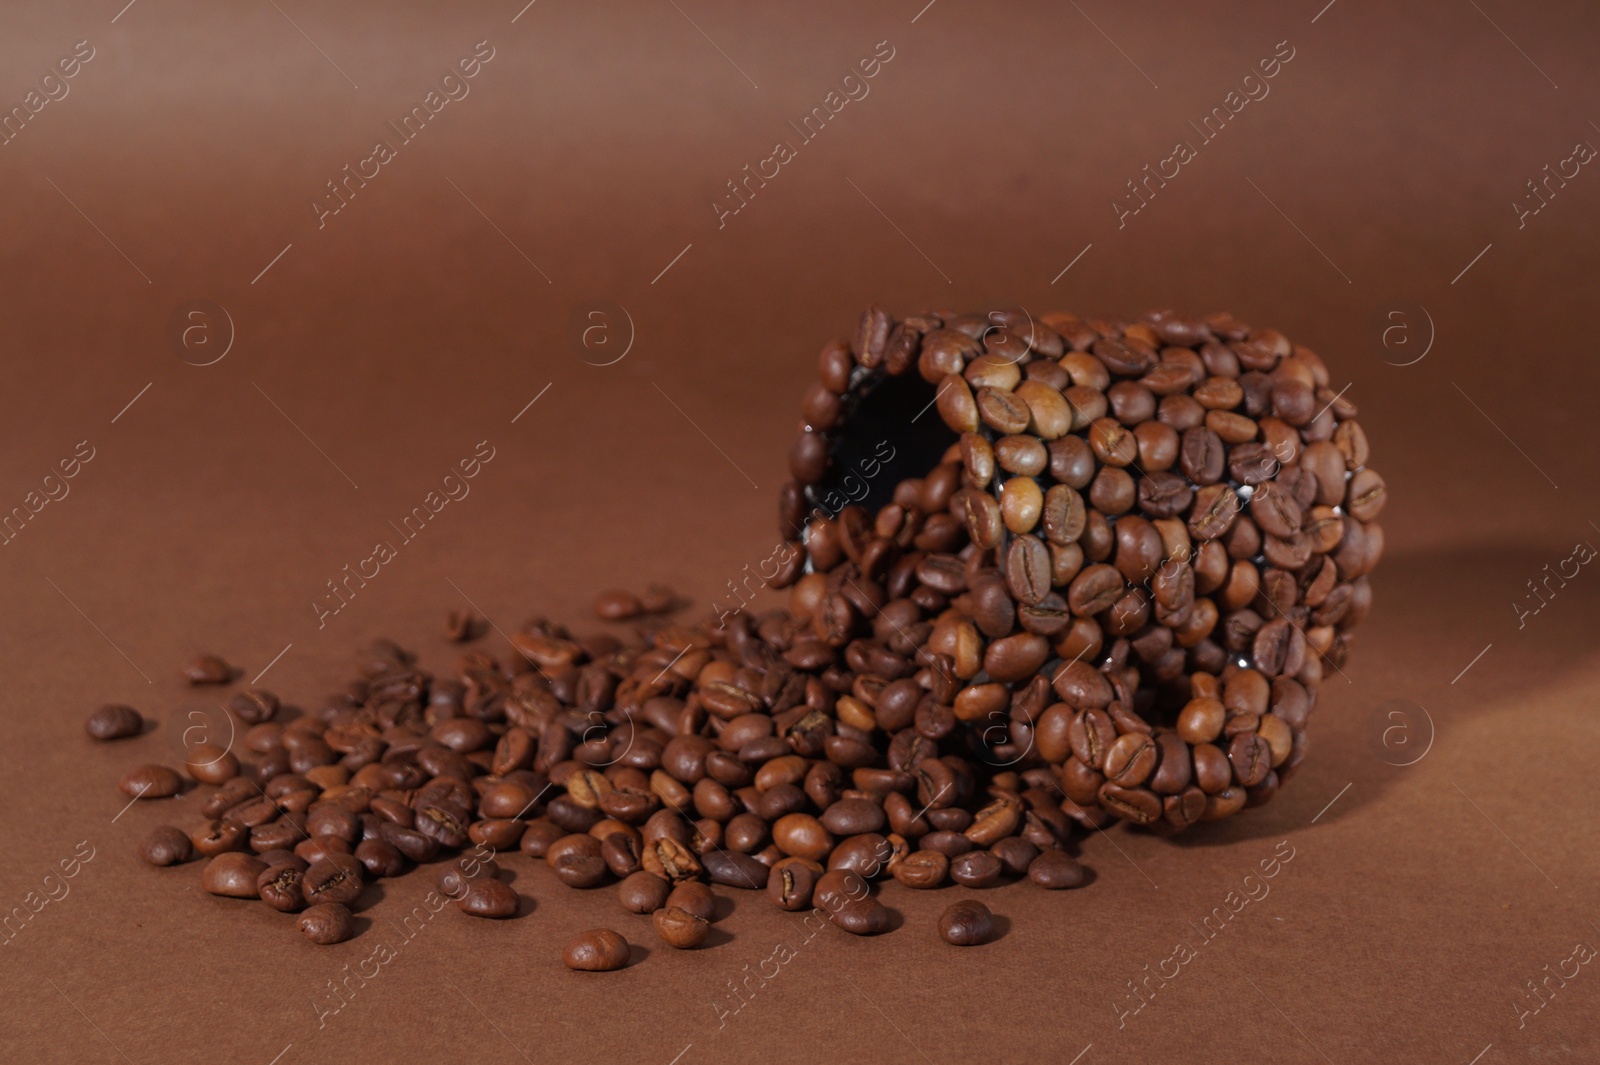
[564,928,631,971]
[120,764,183,799]
[258,865,307,912]
[653,905,710,949]
[1005,534,1051,606]
[1229,733,1272,787]
[703,849,768,889]
[184,653,234,685]
[228,689,279,724]
[185,744,240,786]
[949,850,1002,888]
[1056,561,1110,617]
[767,857,821,910]
[772,813,834,863]
[821,798,887,837]
[1103,732,1157,787]
[666,880,718,923]
[939,900,995,945]
[830,897,891,935]
[85,704,142,740]
[1097,783,1161,824]
[298,902,354,945]
[303,855,365,906]
[202,852,267,898]
[890,849,949,888]
[354,839,405,878]
[1027,850,1087,889]
[457,878,519,918]
[139,825,192,866]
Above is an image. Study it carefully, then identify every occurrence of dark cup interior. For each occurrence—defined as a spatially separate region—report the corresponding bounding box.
[806,370,958,518]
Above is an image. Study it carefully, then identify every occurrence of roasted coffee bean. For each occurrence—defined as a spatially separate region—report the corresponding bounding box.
[653,905,710,949]
[891,849,949,888]
[666,880,718,923]
[457,878,520,918]
[258,865,307,912]
[830,897,891,935]
[85,704,143,740]
[202,852,267,898]
[768,857,822,910]
[773,813,834,862]
[990,837,1038,878]
[1097,784,1161,824]
[229,689,279,724]
[703,850,768,889]
[821,798,887,837]
[564,928,631,971]
[354,839,405,879]
[1229,733,1273,787]
[139,825,192,866]
[1028,850,1087,889]
[184,653,235,685]
[594,589,643,620]
[298,902,354,944]
[1067,565,1123,617]
[617,871,672,914]
[949,850,1002,887]
[1005,534,1052,605]
[938,900,995,945]
[302,855,364,906]
[120,764,183,799]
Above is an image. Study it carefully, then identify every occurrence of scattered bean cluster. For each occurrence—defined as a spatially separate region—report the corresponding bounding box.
[94,306,1378,964]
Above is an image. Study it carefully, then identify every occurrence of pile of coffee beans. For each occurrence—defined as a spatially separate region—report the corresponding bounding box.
[96,307,1378,963]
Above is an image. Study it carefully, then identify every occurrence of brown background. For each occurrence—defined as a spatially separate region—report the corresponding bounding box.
[2,1,1597,1062]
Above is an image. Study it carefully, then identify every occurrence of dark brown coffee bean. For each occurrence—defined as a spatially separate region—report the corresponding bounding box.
[939,900,995,945]
[198,815,256,857]
[890,849,949,889]
[773,813,834,863]
[258,865,307,912]
[1005,534,1051,606]
[1229,732,1272,787]
[302,855,364,906]
[949,850,1002,888]
[703,850,768,889]
[1346,467,1387,522]
[666,880,717,923]
[1252,616,1294,676]
[1028,850,1087,889]
[821,798,887,837]
[139,825,192,866]
[457,878,519,918]
[1067,565,1123,617]
[654,905,710,949]
[228,689,279,724]
[1103,732,1158,787]
[564,928,631,971]
[767,857,822,910]
[1179,426,1225,483]
[120,764,183,799]
[85,704,143,740]
[202,852,267,898]
[983,633,1050,684]
[298,902,354,945]
[616,871,671,914]
[184,653,235,685]
[1251,483,1303,539]
[594,589,643,620]
[354,839,405,878]
[1097,783,1161,824]
[830,897,891,935]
